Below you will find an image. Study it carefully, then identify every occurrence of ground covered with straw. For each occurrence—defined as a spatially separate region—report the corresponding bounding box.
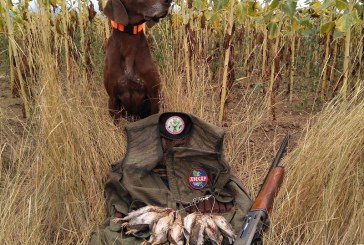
[1,2,364,244]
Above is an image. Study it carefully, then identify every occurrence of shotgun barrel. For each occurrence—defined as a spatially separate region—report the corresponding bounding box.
[270,135,289,170]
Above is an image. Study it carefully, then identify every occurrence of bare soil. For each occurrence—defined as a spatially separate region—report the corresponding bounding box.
[0,71,25,168]
[224,79,319,165]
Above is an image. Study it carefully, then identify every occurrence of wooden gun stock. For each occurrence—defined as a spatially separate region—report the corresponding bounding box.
[251,166,284,213]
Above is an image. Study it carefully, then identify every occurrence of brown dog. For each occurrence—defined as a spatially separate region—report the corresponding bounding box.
[103,0,171,120]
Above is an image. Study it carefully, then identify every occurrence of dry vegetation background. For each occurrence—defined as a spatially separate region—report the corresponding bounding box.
[0,0,364,244]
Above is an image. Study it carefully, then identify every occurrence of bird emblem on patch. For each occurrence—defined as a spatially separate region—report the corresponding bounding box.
[188,169,208,190]
[165,116,185,135]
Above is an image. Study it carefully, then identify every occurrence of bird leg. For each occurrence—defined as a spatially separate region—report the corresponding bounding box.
[121,222,129,229]
[141,240,149,245]
[125,228,139,235]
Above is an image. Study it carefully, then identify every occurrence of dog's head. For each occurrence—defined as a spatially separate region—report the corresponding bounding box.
[103,0,171,26]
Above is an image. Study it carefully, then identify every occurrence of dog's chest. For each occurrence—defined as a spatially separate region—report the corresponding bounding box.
[125,68,145,84]
[118,70,147,93]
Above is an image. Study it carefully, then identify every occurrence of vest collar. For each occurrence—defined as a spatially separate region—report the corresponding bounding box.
[111,20,144,35]
[122,113,225,170]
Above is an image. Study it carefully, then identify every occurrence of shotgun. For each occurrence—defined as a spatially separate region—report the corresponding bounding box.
[234,134,289,245]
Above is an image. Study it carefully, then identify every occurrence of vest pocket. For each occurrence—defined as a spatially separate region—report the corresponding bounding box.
[218,203,238,224]
[166,148,231,205]
[226,178,252,232]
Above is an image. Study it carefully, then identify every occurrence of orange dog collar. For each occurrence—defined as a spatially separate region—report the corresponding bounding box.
[111,20,144,35]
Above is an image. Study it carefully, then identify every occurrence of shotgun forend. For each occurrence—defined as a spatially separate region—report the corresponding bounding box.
[251,166,284,213]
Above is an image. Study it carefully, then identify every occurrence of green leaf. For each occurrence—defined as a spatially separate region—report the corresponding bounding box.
[333,29,344,39]
[214,0,229,11]
[281,0,298,18]
[299,17,313,28]
[269,0,281,10]
[267,22,279,39]
[335,13,351,32]
[292,16,300,31]
[252,2,264,16]
[310,1,321,9]
[309,1,324,16]
[354,3,364,18]
[211,12,221,30]
[242,1,253,16]
[242,1,264,17]
[320,21,335,34]
[263,12,273,24]
[301,28,312,37]
[316,0,335,10]
[271,13,283,23]
[349,9,360,24]
[235,2,244,23]
[192,0,207,11]
[354,3,364,16]
[204,10,213,21]
[335,11,359,33]
[335,0,348,10]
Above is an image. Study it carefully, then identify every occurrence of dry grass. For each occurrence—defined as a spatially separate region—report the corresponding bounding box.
[1,2,363,244]
[266,97,364,244]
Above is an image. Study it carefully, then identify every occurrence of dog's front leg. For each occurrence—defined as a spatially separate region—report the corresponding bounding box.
[135,42,161,116]
[108,97,124,120]
[134,68,161,115]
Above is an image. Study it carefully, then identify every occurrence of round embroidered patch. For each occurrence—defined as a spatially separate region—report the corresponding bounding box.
[188,169,208,190]
[165,116,185,135]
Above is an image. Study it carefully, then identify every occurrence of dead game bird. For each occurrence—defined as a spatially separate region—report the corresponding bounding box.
[212,215,237,244]
[121,211,167,235]
[121,206,172,221]
[143,211,174,245]
[202,215,223,245]
[168,212,184,245]
[183,212,201,244]
[189,217,205,245]
[112,205,173,235]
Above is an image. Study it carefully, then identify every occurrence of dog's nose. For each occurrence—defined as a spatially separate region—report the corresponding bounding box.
[164,0,172,4]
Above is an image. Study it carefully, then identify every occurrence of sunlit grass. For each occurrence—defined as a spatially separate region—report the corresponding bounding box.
[1,1,363,244]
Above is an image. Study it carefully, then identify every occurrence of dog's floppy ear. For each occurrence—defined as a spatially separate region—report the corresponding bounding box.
[103,0,128,25]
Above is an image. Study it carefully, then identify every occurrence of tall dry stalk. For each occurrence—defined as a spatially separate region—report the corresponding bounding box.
[182,0,192,96]
[354,35,363,98]
[289,34,296,102]
[3,0,30,118]
[329,39,338,94]
[340,2,354,99]
[320,33,331,101]
[261,28,268,81]
[59,0,71,82]
[267,23,281,119]
[340,29,351,99]
[218,0,235,124]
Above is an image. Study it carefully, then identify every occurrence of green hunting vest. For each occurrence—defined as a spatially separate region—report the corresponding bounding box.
[90,113,251,245]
